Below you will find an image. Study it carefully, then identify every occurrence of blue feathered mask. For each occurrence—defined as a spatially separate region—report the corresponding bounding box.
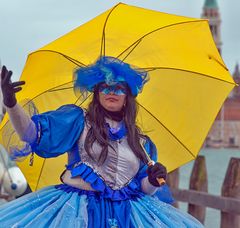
[74,56,149,97]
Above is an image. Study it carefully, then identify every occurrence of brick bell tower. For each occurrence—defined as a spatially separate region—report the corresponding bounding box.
[201,0,222,55]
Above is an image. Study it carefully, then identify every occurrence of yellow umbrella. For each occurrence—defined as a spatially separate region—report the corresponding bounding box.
[0,3,236,191]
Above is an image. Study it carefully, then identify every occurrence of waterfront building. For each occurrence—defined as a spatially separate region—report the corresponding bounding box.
[202,0,240,148]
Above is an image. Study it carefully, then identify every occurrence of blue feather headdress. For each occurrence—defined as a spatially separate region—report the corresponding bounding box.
[74,56,149,97]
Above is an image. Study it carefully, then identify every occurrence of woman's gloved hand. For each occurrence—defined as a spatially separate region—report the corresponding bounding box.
[147,162,167,187]
[1,66,25,108]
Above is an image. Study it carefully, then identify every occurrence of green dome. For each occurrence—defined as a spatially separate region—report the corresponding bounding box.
[204,0,218,8]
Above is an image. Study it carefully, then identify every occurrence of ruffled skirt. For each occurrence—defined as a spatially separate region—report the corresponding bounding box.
[0,184,204,228]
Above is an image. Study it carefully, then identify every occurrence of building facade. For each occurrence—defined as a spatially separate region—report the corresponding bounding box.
[202,0,240,148]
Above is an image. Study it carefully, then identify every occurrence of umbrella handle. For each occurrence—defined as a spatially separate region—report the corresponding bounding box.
[156,177,166,186]
[147,161,166,186]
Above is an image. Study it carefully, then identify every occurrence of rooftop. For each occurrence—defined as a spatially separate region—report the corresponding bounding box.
[204,0,218,8]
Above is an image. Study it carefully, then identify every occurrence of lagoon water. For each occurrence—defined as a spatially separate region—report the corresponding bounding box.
[179,148,240,228]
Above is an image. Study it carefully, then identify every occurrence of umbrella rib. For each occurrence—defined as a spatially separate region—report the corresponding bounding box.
[115,19,208,61]
[35,159,46,191]
[74,96,82,105]
[48,86,74,92]
[0,81,77,130]
[29,50,87,67]
[120,39,142,63]
[24,80,75,104]
[138,102,196,158]
[2,79,90,127]
[100,3,121,57]
[74,93,93,106]
[137,66,236,86]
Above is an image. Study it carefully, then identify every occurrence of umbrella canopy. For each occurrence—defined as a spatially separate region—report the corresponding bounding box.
[0,3,236,191]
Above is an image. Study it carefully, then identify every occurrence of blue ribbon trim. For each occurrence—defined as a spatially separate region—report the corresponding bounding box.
[66,162,143,201]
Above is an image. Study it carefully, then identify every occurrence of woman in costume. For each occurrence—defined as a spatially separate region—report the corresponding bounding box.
[0,57,204,227]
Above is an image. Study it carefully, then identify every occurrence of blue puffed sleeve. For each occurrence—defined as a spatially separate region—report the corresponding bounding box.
[30,104,85,158]
[135,136,157,181]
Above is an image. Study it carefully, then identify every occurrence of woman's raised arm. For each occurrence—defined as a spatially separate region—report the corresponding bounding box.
[1,66,36,143]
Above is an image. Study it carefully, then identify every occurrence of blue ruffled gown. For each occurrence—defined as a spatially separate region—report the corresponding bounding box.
[0,105,204,228]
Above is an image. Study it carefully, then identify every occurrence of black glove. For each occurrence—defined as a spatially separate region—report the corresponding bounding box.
[1,65,25,108]
[147,162,167,187]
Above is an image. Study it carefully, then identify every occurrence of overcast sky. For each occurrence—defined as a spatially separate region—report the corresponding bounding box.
[0,0,239,80]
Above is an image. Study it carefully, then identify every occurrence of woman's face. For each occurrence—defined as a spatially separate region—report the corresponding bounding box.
[98,83,127,112]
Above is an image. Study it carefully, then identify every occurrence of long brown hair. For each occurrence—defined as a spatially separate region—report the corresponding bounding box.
[84,85,148,165]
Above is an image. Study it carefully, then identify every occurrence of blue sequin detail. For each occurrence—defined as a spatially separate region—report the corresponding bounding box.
[106,121,127,141]
[69,162,143,201]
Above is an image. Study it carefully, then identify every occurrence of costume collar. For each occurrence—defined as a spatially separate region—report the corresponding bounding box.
[105,121,127,141]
